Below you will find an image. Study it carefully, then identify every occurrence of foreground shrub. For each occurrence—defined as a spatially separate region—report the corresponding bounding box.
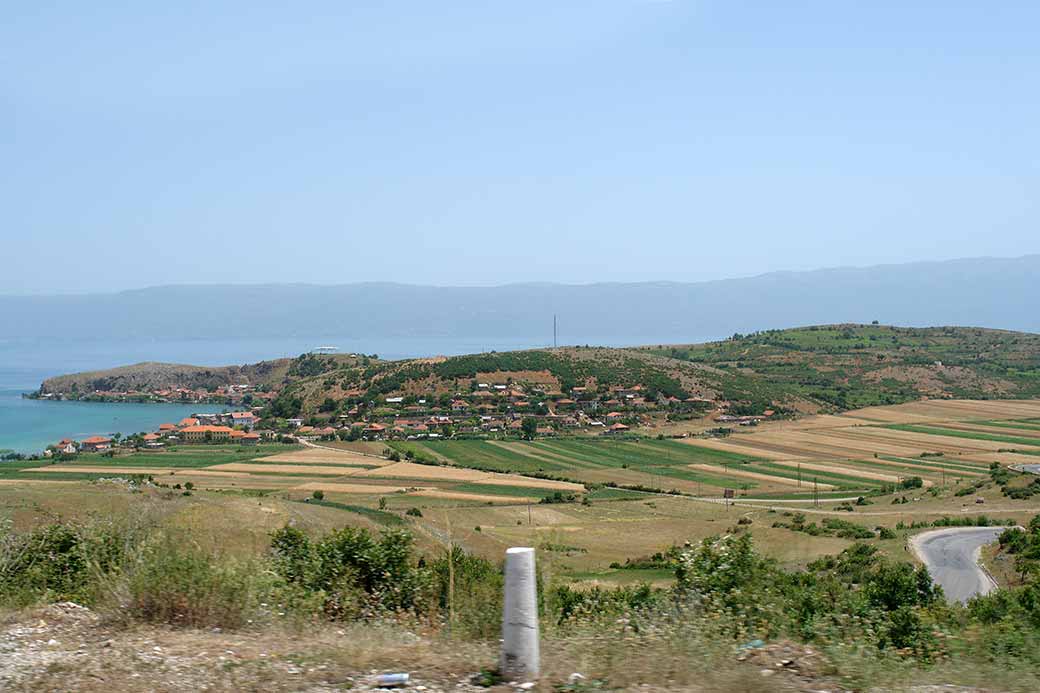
[109,535,275,629]
[0,520,127,607]
[270,525,432,619]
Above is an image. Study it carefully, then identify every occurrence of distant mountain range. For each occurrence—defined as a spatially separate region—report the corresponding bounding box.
[2,255,1037,341]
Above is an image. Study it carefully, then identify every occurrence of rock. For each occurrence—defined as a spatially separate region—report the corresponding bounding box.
[760,669,775,677]
[568,673,586,684]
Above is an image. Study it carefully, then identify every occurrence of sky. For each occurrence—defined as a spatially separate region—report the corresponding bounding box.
[2,1,1039,294]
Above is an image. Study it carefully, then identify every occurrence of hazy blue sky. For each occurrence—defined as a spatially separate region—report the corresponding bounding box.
[3,1,1038,294]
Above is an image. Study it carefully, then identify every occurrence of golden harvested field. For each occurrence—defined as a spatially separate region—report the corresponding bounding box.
[477,475,585,492]
[259,448,389,466]
[32,466,245,477]
[676,399,1040,492]
[206,463,370,475]
[840,399,1040,424]
[414,489,537,504]
[768,460,909,485]
[293,481,421,495]
[686,463,832,489]
[354,461,489,481]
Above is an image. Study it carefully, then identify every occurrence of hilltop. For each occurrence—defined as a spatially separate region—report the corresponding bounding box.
[35,325,1040,421]
[642,324,1040,413]
[37,359,295,397]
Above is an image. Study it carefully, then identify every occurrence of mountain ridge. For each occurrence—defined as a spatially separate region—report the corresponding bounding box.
[3,255,1038,340]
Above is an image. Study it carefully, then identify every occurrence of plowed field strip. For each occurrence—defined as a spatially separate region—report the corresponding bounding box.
[767,460,904,484]
[884,424,1040,449]
[686,464,826,488]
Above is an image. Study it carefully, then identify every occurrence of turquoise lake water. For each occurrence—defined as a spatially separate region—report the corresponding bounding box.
[0,392,227,454]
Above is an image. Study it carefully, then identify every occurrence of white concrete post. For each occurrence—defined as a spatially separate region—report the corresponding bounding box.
[501,546,540,680]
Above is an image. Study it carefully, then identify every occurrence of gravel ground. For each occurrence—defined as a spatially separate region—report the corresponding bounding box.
[0,603,1008,692]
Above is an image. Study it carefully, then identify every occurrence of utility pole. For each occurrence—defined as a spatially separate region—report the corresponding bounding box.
[527,501,532,526]
[813,477,819,508]
[798,463,802,488]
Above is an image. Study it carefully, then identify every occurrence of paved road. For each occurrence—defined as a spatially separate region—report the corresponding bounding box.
[910,527,1006,603]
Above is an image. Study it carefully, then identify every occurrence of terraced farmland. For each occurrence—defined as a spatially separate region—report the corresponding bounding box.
[385,438,879,496]
[677,399,1040,492]
[0,443,589,519]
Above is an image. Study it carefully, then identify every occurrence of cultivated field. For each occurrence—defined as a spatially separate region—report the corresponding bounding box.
[676,399,1040,495]
[5,399,1040,582]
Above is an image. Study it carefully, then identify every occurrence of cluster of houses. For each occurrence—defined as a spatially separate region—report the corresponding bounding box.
[43,379,759,453]
[46,410,269,456]
[290,383,720,441]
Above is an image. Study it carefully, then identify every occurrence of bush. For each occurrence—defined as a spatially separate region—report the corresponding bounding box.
[113,537,269,629]
[0,521,126,607]
[269,526,430,619]
[312,489,325,501]
[406,507,423,517]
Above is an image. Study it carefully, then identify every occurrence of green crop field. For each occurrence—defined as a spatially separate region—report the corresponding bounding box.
[746,461,884,489]
[875,455,987,476]
[883,424,1040,448]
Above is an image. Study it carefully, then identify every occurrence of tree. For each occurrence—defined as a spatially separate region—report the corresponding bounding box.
[312,489,324,501]
[521,417,538,440]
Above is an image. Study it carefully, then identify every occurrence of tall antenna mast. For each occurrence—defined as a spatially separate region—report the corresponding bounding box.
[553,314,557,348]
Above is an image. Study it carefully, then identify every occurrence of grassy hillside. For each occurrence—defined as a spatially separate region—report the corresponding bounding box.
[36,324,1040,416]
[642,324,1040,413]
[278,325,1040,416]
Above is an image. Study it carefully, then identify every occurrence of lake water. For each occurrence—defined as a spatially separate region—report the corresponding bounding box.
[0,333,698,454]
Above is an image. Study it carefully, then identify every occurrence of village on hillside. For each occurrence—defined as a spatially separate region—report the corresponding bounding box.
[43,378,776,457]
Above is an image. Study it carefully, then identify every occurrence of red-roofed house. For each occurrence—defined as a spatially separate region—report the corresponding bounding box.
[363,423,387,439]
[53,439,77,455]
[81,436,112,452]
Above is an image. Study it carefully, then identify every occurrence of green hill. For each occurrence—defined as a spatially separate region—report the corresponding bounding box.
[270,324,1040,417]
[36,325,1040,417]
[642,324,1040,412]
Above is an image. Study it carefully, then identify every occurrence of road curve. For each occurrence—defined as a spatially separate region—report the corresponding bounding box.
[910,527,1006,603]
